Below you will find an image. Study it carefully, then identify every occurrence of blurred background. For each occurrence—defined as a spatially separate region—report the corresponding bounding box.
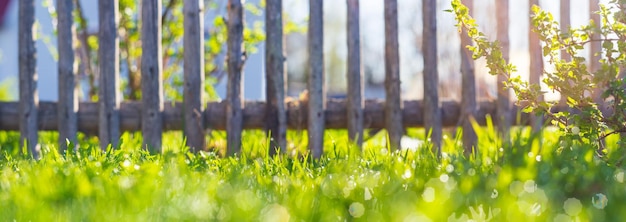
[0,0,607,102]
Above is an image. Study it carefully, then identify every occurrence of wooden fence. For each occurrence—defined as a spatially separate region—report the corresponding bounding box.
[8,0,593,159]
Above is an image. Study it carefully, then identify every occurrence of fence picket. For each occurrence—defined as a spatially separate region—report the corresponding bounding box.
[422,0,442,153]
[226,0,245,156]
[560,0,570,63]
[347,0,364,147]
[141,0,163,153]
[57,0,77,153]
[308,0,325,158]
[460,0,477,155]
[183,0,205,152]
[496,0,511,142]
[98,0,121,150]
[384,0,402,151]
[529,0,543,133]
[590,0,602,105]
[265,0,288,154]
[18,0,39,158]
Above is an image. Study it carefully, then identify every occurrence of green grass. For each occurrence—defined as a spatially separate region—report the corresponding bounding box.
[0,125,625,221]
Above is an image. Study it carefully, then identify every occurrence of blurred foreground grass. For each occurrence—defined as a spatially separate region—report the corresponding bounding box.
[0,125,624,221]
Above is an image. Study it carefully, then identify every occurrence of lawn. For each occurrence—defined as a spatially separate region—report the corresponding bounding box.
[0,125,624,221]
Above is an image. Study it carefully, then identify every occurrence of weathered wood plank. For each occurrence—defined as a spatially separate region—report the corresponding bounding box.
[384,0,402,151]
[590,0,603,105]
[57,0,77,153]
[141,0,163,153]
[308,0,325,158]
[346,0,364,148]
[265,0,288,155]
[560,0,570,62]
[18,0,40,158]
[0,100,546,132]
[422,0,442,154]
[98,0,121,150]
[183,0,205,152]
[559,0,570,106]
[227,0,245,156]
[460,0,476,155]
[529,0,544,133]
[496,0,511,142]
[307,0,324,158]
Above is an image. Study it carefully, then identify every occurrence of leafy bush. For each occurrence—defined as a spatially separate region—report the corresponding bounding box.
[451,0,626,161]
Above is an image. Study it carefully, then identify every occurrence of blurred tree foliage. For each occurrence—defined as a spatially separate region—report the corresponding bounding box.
[68,0,266,101]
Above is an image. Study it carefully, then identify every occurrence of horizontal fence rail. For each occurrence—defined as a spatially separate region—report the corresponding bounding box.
[0,100,566,132]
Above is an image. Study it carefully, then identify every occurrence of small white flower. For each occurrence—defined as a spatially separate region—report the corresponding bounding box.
[571,126,580,134]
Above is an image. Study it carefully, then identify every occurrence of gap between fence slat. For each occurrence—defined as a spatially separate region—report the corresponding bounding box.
[265,0,288,155]
[384,0,402,151]
[183,0,205,152]
[460,0,477,155]
[18,0,40,159]
[141,0,163,154]
[227,0,245,156]
[422,0,442,154]
[346,0,364,148]
[496,0,511,143]
[98,0,121,151]
[308,0,325,159]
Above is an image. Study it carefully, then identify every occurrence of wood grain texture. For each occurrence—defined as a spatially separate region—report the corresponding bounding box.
[57,0,77,153]
[496,0,511,142]
[308,0,325,158]
[227,0,245,156]
[460,0,476,155]
[0,100,547,132]
[98,0,121,150]
[265,0,288,155]
[346,0,364,147]
[529,0,544,133]
[559,0,571,107]
[141,0,163,153]
[422,0,442,154]
[384,0,402,151]
[560,0,571,62]
[18,0,40,159]
[183,0,205,152]
[589,0,603,105]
